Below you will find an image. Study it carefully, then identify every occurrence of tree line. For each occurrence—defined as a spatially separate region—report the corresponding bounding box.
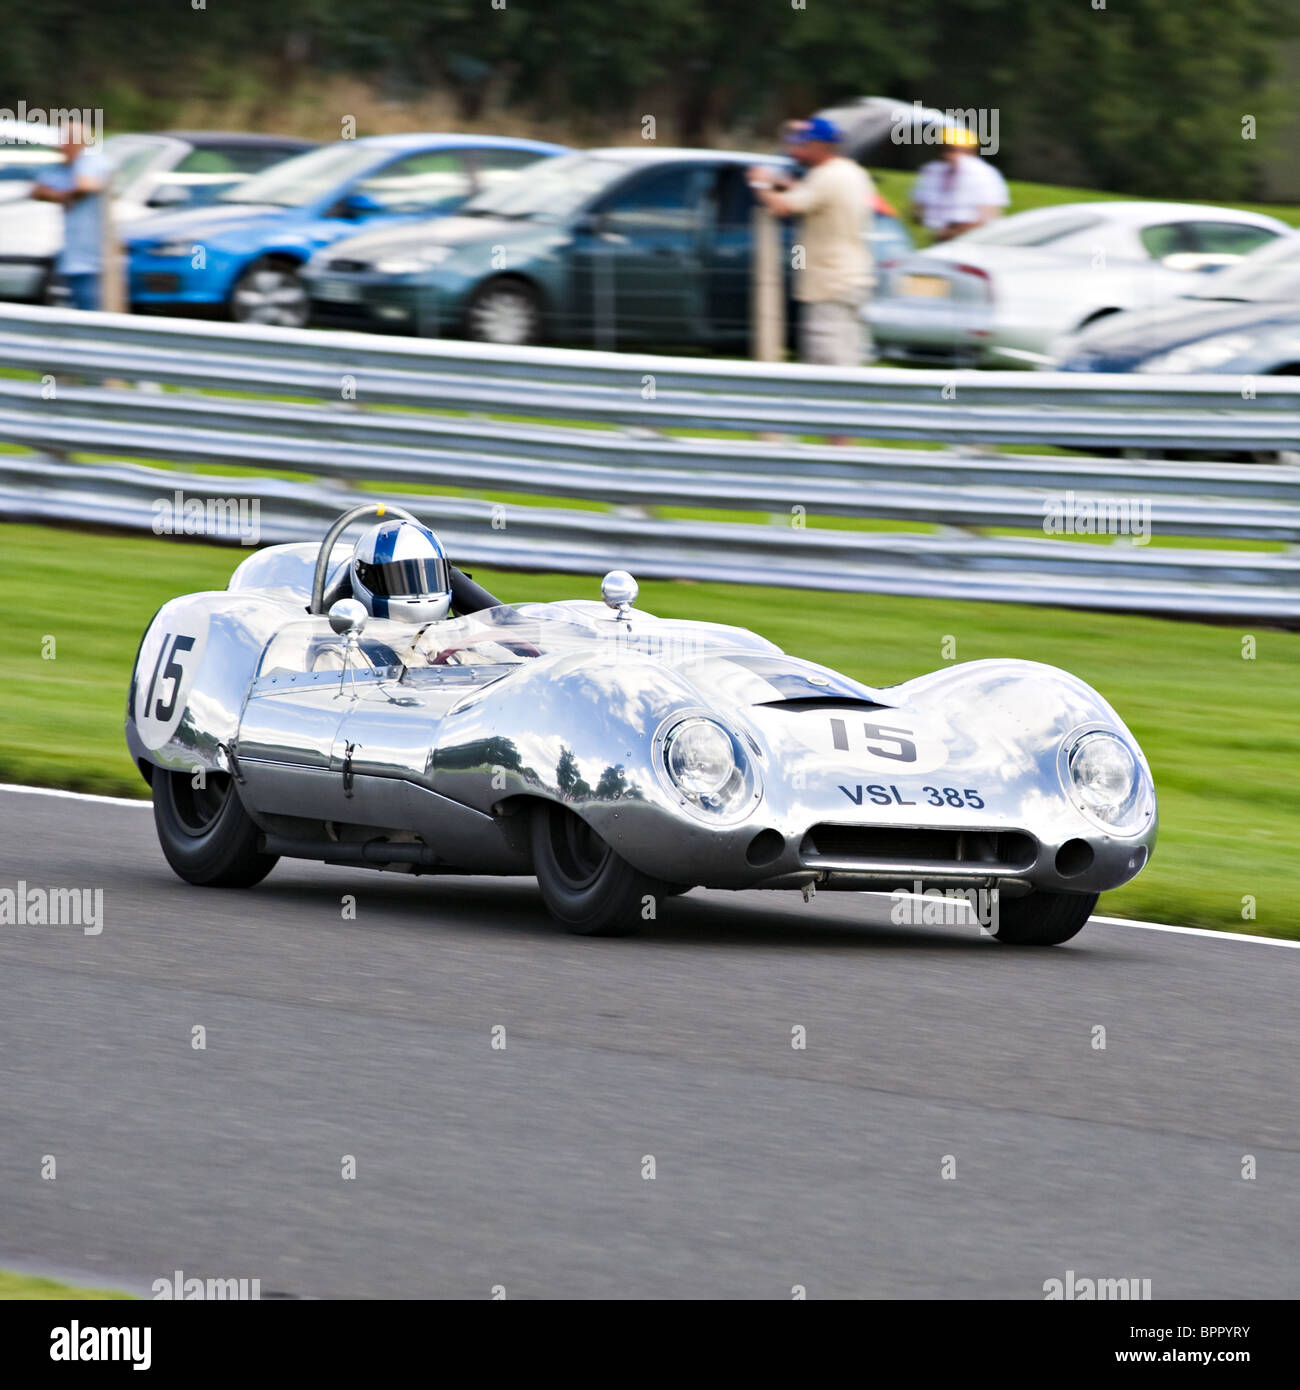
[6,0,1298,198]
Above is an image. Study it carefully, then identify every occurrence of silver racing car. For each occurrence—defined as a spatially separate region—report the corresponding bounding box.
[126,504,1156,943]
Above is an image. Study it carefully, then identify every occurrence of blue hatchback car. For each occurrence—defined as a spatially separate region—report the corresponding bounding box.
[124,133,567,325]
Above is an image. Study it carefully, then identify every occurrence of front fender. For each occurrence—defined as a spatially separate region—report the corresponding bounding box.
[125,592,287,779]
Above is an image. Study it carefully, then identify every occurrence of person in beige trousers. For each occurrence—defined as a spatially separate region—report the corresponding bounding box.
[748,115,874,367]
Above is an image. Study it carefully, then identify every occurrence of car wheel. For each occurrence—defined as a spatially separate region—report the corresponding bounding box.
[229,258,309,327]
[531,803,667,936]
[465,279,541,345]
[991,889,1097,947]
[152,768,278,888]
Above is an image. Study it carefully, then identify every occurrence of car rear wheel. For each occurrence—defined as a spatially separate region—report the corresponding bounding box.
[230,257,309,327]
[992,889,1097,946]
[531,803,668,936]
[153,768,278,888]
[465,278,541,345]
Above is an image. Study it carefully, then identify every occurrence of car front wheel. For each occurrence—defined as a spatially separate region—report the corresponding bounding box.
[465,278,541,345]
[531,803,668,935]
[992,889,1097,946]
[230,257,309,327]
[152,768,278,888]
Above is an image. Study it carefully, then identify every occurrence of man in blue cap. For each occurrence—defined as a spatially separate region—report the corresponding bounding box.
[748,116,873,367]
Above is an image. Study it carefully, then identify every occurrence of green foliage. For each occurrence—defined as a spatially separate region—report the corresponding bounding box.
[3,1,1297,195]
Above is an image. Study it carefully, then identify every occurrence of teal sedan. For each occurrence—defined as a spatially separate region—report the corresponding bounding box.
[302,148,911,348]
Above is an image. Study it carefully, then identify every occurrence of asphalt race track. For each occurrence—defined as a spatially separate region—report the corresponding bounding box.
[1,786,1296,1300]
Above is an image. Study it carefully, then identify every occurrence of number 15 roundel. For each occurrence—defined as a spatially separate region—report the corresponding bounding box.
[135,611,210,751]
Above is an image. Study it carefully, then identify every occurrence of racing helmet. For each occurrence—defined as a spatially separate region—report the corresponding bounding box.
[350,518,452,622]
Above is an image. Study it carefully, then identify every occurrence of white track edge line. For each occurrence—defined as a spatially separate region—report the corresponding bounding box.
[0,782,151,808]
[1,784,1295,948]
[1089,915,1299,947]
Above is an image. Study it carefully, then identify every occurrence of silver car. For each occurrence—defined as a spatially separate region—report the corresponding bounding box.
[868,201,1289,368]
[126,505,1157,944]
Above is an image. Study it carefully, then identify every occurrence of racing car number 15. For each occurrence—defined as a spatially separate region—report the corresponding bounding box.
[135,614,209,751]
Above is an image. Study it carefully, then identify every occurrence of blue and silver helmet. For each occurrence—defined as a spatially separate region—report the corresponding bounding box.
[350,519,452,622]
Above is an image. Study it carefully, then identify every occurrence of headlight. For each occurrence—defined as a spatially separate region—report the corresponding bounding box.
[1065,731,1150,831]
[659,716,759,820]
[667,719,734,796]
[148,240,195,259]
[1136,334,1252,374]
[375,246,453,274]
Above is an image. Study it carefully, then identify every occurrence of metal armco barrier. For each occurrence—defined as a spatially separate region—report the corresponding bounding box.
[0,304,1297,619]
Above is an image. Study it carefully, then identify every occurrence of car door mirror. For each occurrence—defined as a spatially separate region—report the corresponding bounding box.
[146,184,190,210]
[573,211,605,238]
[336,191,384,219]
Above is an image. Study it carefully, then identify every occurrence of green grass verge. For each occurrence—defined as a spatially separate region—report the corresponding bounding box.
[3,521,1297,936]
[0,1269,133,1300]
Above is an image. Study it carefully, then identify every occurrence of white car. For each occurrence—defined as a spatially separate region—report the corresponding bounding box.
[0,119,62,299]
[867,201,1291,368]
[0,130,315,304]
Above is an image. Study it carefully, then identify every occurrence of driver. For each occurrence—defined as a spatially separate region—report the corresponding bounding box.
[349,518,453,622]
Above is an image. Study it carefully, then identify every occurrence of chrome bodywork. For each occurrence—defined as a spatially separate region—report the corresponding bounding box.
[126,540,1157,897]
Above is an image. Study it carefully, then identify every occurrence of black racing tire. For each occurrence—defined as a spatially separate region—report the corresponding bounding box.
[228,256,309,327]
[152,769,278,888]
[464,277,542,345]
[992,889,1097,946]
[531,803,669,936]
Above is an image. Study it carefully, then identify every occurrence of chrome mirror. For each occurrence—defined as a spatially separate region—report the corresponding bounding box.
[328,598,368,636]
[328,599,368,698]
[601,569,638,621]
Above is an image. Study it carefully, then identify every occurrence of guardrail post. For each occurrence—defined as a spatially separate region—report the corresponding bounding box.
[751,208,784,363]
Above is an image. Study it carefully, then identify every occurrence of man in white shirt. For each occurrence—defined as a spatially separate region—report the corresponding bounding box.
[910,126,1010,243]
[748,116,873,367]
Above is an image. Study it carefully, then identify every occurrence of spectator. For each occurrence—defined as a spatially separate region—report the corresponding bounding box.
[910,125,1009,243]
[748,116,873,367]
[30,118,111,310]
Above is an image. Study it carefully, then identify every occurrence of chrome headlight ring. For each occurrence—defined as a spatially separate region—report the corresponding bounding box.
[1057,725,1154,835]
[653,712,762,823]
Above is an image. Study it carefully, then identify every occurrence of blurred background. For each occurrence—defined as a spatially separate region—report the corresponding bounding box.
[5,0,1300,199]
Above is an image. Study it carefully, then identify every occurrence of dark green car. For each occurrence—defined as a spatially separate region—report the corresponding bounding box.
[302,147,911,349]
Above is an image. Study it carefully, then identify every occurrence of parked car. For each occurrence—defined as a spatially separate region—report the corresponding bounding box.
[0,117,61,201]
[868,201,1290,368]
[0,130,317,305]
[303,147,913,347]
[0,118,61,300]
[124,134,567,325]
[1053,232,1300,374]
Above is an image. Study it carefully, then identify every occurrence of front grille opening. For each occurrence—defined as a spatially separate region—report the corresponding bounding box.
[801,825,1037,872]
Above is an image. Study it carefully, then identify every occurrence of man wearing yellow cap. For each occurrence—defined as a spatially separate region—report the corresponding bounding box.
[910,125,1009,243]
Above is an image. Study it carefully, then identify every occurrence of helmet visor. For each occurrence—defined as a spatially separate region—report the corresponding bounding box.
[355,555,450,599]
